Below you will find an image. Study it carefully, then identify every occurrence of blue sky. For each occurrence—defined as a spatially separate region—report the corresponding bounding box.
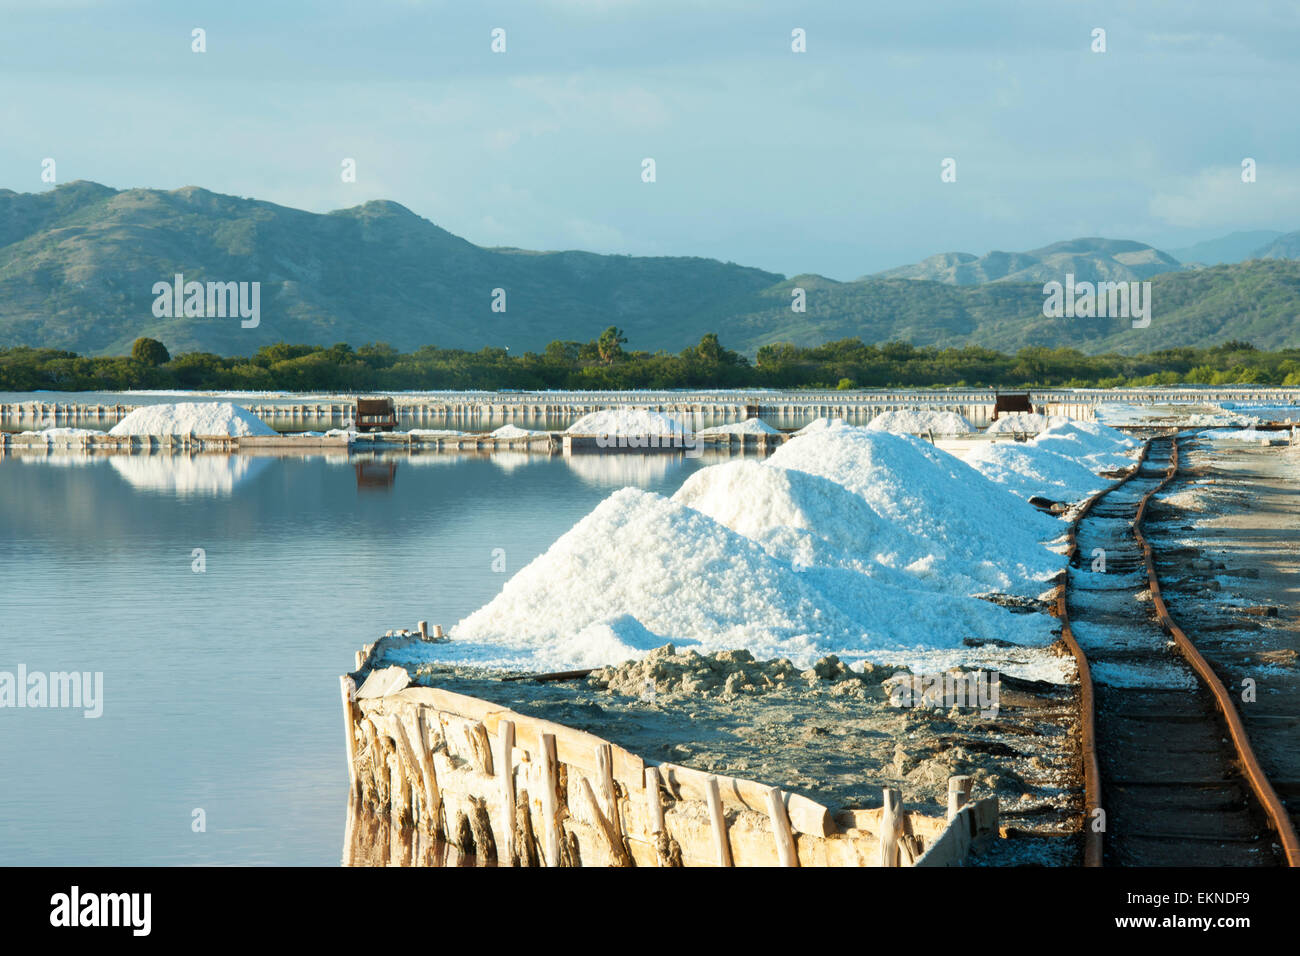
[3,0,1299,279]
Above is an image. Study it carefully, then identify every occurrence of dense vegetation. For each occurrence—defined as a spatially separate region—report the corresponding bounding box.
[4,331,1299,392]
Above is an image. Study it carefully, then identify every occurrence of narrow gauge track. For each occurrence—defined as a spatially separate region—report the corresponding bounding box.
[1060,435,1299,866]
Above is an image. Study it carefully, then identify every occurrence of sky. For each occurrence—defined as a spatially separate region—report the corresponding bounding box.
[3,0,1300,280]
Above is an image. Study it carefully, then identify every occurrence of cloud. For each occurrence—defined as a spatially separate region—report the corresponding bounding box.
[1148,164,1300,228]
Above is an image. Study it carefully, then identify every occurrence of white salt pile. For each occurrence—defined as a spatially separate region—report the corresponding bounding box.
[793,417,846,435]
[401,417,1149,675]
[108,402,276,437]
[766,426,1062,594]
[19,427,98,445]
[673,458,1049,600]
[1204,427,1267,442]
[962,441,1109,502]
[867,409,973,436]
[438,488,1057,671]
[449,489,868,667]
[567,408,685,436]
[407,428,467,437]
[673,460,929,574]
[962,421,1137,503]
[696,418,781,436]
[1027,420,1137,472]
[985,412,1070,435]
[489,424,546,439]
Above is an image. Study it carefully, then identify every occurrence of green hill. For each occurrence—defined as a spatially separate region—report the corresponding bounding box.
[2,182,1300,356]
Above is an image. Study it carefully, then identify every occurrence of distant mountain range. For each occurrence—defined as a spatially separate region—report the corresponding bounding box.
[2,181,1300,357]
[1169,230,1285,266]
[869,238,1183,285]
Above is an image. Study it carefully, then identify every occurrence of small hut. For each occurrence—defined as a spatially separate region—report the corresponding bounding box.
[991,392,1034,421]
[356,397,398,433]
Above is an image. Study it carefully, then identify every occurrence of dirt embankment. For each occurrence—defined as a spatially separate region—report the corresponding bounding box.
[414,642,1080,828]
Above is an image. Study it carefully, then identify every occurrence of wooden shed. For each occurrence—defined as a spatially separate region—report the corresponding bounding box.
[355,397,398,433]
[991,392,1034,420]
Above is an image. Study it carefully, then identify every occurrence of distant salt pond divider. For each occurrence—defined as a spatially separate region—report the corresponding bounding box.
[1,429,791,455]
[5,388,1299,434]
[338,635,999,867]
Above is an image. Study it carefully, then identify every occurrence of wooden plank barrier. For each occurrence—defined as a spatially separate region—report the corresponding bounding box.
[341,656,1000,867]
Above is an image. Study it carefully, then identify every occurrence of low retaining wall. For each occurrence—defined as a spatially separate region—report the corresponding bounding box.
[339,642,999,867]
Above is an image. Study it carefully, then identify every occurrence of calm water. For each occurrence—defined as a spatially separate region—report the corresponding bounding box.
[0,448,712,864]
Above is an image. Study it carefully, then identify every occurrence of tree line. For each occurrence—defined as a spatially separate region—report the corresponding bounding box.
[2,328,1299,392]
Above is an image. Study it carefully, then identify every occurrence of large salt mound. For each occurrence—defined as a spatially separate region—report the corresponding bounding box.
[567,408,685,436]
[444,488,1056,670]
[1027,420,1137,472]
[766,427,1062,595]
[672,459,1053,599]
[962,441,1108,502]
[985,412,1070,435]
[108,402,276,437]
[793,417,846,435]
[696,418,781,436]
[672,460,930,573]
[867,409,973,436]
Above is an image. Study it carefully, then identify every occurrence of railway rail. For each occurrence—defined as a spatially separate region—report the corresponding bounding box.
[1060,434,1300,866]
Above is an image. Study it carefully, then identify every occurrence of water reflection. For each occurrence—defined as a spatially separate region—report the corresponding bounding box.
[0,450,712,863]
[108,453,271,496]
[354,459,398,491]
[342,793,479,867]
[562,452,682,488]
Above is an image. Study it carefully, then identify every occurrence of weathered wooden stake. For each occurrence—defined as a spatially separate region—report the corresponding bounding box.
[580,776,630,866]
[880,787,904,867]
[411,711,443,838]
[947,775,973,822]
[418,620,429,640]
[539,733,562,867]
[498,720,516,865]
[706,776,734,867]
[644,767,665,835]
[466,721,494,775]
[595,743,622,841]
[765,786,798,867]
[391,713,439,838]
[339,676,358,794]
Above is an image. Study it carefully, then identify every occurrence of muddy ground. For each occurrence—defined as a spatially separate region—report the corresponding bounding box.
[410,643,1082,835]
[1145,434,1300,837]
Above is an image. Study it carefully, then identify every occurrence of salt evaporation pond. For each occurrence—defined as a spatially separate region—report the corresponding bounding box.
[0,449,714,864]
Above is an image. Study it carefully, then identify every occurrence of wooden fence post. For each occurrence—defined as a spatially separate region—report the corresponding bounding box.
[947,775,973,822]
[706,776,734,867]
[765,787,798,867]
[880,787,903,867]
[498,720,516,865]
[539,733,562,867]
[339,676,358,794]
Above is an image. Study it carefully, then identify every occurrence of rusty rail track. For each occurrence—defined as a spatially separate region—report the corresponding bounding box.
[1133,436,1300,866]
[1060,434,1299,866]
[1055,441,1149,867]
